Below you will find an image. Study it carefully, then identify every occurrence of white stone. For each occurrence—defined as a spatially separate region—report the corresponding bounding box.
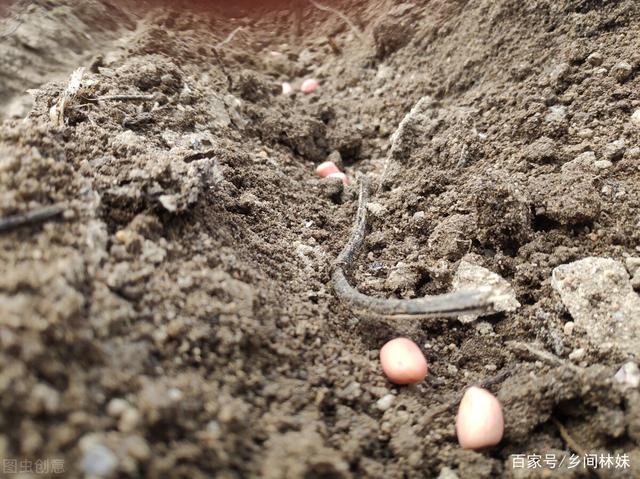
[80,443,118,477]
[366,202,387,217]
[106,398,129,417]
[563,322,575,336]
[568,348,586,362]
[452,254,520,323]
[614,362,640,389]
[118,407,141,433]
[158,194,178,212]
[438,466,460,479]
[375,394,395,411]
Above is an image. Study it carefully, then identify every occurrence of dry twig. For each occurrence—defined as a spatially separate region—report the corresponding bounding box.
[215,26,244,49]
[332,176,501,318]
[507,341,582,373]
[85,94,156,102]
[49,67,85,126]
[308,0,367,44]
[0,203,67,234]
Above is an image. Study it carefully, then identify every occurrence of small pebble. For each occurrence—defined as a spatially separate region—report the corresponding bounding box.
[167,388,183,401]
[379,338,428,385]
[106,398,129,417]
[81,443,118,477]
[438,467,460,479]
[326,171,349,185]
[631,109,640,127]
[614,362,640,389]
[300,78,319,93]
[456,386,504,450]
[610,61,632,82]
[586,52,603,66]
[315,161,340,178]
[576,128,594,139]
[281,82,293,95]
[563,321,575,336]
[375,394,395,411]
[118,407,141,432]
[594,159,612,170]
[569,348,586,362]
[603,139,625,161]
[366,202,386,216]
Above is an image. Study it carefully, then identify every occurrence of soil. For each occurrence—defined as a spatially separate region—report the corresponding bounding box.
[1,0,639,478]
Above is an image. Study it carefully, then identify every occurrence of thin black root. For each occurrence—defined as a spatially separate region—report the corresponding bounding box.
[331,175,500,318]
[0,203,66,234]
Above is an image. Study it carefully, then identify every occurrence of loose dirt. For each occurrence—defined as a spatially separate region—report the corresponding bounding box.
[1,1,639,477]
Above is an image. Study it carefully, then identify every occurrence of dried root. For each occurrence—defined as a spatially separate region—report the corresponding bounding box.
[308,0,367,44]
[0,203,67,234]
[332,176,501,318]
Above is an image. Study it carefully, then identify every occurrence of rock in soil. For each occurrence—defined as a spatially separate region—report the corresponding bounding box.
[552,257,640,356]
[452,254,520,323]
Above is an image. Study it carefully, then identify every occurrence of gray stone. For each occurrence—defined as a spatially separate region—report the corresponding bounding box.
[452,254,520,323]
[611,61,632,82]
[586,52,603,66]
[551,257,640,356]
[561,151,597,175]
[603,139,625,161]
[594,159,613,170]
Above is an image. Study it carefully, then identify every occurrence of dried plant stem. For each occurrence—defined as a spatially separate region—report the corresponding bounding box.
[308,0,366,44]
[86,94,156,102]
[216,26,243,49]
[0,203,66,233]
[332,176,499,318]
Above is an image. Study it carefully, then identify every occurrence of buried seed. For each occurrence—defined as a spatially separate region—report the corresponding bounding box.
[301,78,319,93]
[315,161,340,178]
[379,337,428,385]
[315,161,349,184]
[455,386,504,450]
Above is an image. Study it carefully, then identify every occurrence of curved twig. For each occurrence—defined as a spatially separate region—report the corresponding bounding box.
[308,0,367,45]
[331,175,499,318]
[215,26,244,49]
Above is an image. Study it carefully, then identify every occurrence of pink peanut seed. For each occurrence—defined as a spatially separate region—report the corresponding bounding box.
[300,78,319,94]
[379,338,428,385]
[455,386,504,450]
[315,161,340,178]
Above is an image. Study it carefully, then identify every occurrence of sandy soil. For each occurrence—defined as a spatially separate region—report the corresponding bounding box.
[1,0,639,477]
